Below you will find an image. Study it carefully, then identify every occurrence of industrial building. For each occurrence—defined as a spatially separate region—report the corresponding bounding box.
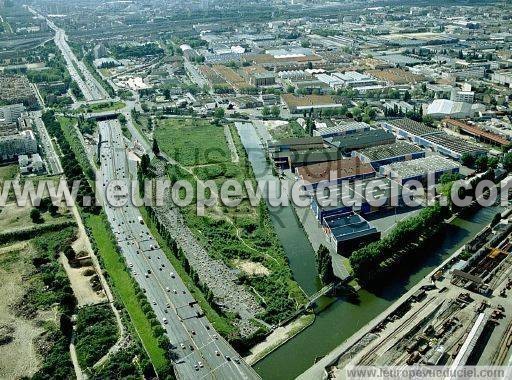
[296,157,375,190]
[444,118,510,147]
[382,118,440,144]
[382,118,486,160]
[323,212,381,255]
[379,155,460,185]
[313,121,370,138]
[421,133,487,160]
[426,99,473,119]
[268,136,324,153]
[325,128,396,153]
[272,148,341,169]
[310,177,402,221]
[281,94,346,113]
[353,141,425,170]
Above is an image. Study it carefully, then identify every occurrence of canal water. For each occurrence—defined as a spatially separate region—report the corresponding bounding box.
[235,124,502,380]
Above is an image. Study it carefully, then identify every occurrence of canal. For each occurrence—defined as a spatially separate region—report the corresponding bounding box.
[235,123,502,380]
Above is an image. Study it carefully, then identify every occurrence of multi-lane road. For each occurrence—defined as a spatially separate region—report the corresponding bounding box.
[99,120,259,379]
[28,6,109,102]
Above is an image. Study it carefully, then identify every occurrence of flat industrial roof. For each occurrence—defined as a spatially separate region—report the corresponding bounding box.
[358,141,424,161]
[326,129,395,151]
[423,132,487,155]
[323,213,378,241]
[381,155,459,179]
[314,177,399,211]
[385,118,439,137]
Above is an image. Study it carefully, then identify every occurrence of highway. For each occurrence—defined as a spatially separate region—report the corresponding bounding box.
[27,6,109,102]
[99,119,259,379]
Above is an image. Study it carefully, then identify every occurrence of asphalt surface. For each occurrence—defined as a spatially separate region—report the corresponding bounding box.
[31,111,63,175]
[34,9,109,102]
[99,119,260,379]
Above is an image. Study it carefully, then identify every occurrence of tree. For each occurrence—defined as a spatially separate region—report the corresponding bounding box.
[117,114,127,126]
[270,105,280,118]
[316,245,335,285]
[403,90,411,102]
[475,155,489,172]
[152,138,160,156]
[488,157,499,170]
[261,106,271,117]
[461,153,476,168]
[30,208,43,224]
[140,154,151,175]
[213,107,225,119]
[163,88,171,100]
[503,153,512,172]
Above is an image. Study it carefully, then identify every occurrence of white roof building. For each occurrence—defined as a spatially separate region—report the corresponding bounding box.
[426,99,473,119]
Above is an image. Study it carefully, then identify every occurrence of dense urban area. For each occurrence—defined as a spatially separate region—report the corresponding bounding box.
[1,0,512,379]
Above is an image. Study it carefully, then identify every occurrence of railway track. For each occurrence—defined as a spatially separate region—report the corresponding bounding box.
[491,317,512,365]
[357,296,437,365]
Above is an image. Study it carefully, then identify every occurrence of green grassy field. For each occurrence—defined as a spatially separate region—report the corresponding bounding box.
[155,118,230,166]
[85,214,168,372]
[0,164,18,182]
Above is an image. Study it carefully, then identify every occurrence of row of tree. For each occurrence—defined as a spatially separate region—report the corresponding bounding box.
[350,204,447,285]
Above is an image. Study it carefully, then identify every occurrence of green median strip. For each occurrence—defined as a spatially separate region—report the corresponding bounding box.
[85,214,168,372]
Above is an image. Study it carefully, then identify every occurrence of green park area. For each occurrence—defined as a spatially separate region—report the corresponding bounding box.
[154,118,307,325]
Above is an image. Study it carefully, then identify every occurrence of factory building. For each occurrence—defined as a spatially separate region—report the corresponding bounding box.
[381,118,440,145]
[310,177,403,221]
[296,157,376,190]
[313,121,370,139]
[353,141,425,170]
[272,148,341,170]
[325,129,396,154]
[379,155,460,185]
[323,212,381,255]
[268,136,324,153]
[421,133,487,160]
[382,118,486,160]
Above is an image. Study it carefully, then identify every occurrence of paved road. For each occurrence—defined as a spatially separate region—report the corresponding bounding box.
[31,110,63,175]
[28,6,109,102]
[99,119,259,379]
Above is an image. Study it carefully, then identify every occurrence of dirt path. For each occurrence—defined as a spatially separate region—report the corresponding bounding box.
[59,253,105,307]
[68,204,126,367]
[244,314,315,365]
[224,125,239,163]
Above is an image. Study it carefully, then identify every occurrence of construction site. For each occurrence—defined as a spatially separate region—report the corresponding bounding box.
[323,208,512,378]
